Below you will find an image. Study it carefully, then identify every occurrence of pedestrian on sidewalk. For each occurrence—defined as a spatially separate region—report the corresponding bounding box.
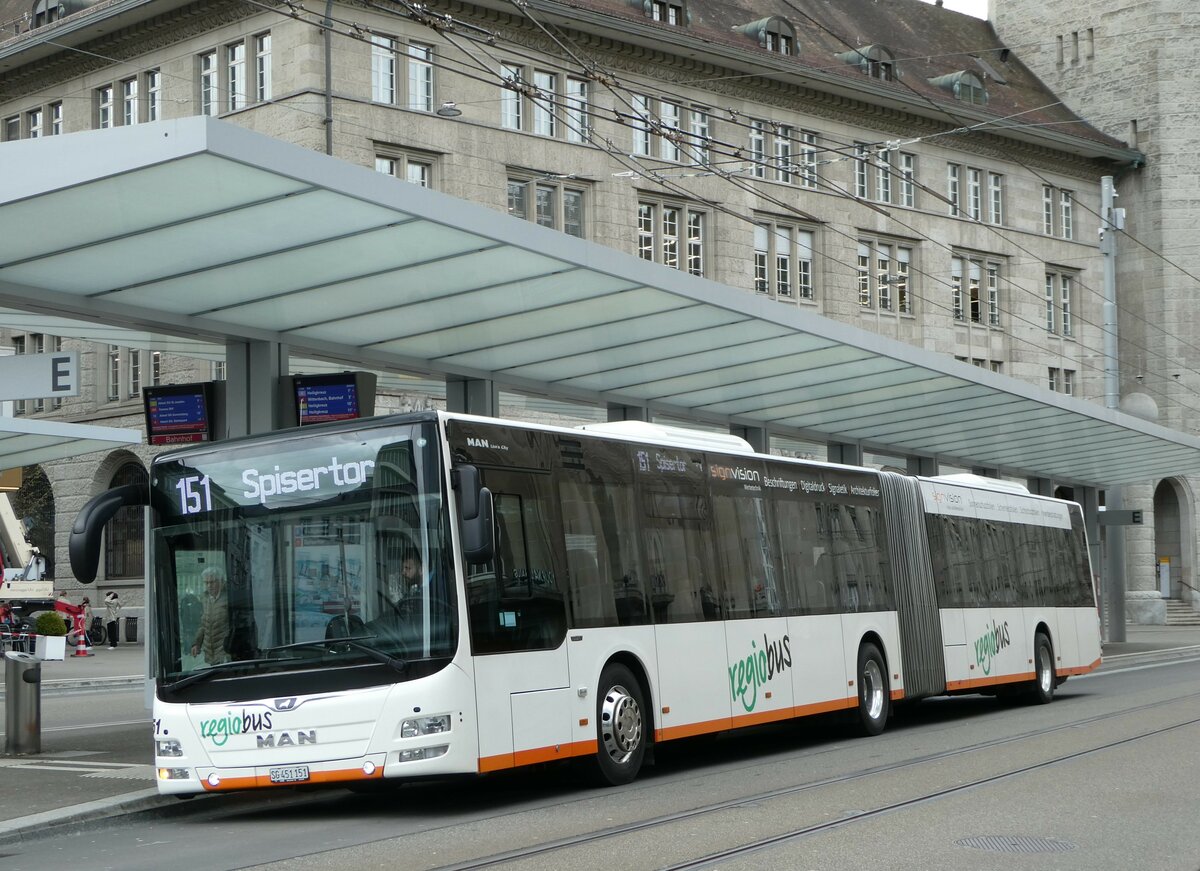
[104,591,121,649]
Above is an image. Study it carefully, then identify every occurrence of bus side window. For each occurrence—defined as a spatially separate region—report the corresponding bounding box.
[467,471,567,654]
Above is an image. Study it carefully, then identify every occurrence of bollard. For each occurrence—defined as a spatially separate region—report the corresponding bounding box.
[4,651,42,755]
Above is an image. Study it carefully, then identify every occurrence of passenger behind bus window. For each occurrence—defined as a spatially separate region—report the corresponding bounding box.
[191,567,231,665]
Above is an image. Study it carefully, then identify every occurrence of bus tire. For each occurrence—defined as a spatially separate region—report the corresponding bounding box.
[1029,632,1055,705]
[593,663,647,786]
[855,642,889,736]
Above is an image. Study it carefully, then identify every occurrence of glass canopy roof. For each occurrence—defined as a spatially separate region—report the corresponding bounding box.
[1,117,1197,486]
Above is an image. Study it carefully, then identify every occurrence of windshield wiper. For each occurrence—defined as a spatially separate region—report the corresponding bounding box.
[161,657,279,693]
[262,636,408,673]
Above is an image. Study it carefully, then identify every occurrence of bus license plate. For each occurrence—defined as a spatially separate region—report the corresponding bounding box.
[268,765,310,784]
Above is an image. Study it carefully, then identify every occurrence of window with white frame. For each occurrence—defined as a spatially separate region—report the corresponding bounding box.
[631,93,651,156]
[97,85,115,128]
[856,144,903,204]
[50,102,62,134]
[372,36,398,104]
[659,101,681,162]
[637,198,705,275]
[649,0,685,25]
[564,77,588,142]
[988,172,1003,224]
[375,149,438,187]
[689,108,710,165]
[1059,189,1074,240]
[631,96,709,163]
[1044,271,1076,335]
[1063,368,1075,395]
[855,143,870,199]
[255,34,272,102]
[966,167,982,220]
[1042,185,1054,235]
[122,78,139,125]
[30,334,45,413]
[1047,368,1058,392]
[509,177,586,238]
[151,350,161,386]
[199,51,218,116]
[765,28,793,55]
[502,63,586,142]
[227,40,247,111]
[947,164,960,216]
[799,130,819,189]
[749,120,766,177]
[532,71,557,137]
[774,124,793,183]
[27,108,42,138]
[146,71,162,121]
[750,121,795,182]
[876,149,892,204]
[952,254,1002,324]
[107,345,120,401]
[858,238,913,313]
[129,349,142,398]
[898,152,915,207]
[754,221,814,301]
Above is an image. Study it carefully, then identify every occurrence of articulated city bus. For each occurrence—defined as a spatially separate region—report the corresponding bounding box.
[70,411,1101,794]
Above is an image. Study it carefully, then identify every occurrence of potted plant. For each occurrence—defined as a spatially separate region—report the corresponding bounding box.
[33,611,68,661]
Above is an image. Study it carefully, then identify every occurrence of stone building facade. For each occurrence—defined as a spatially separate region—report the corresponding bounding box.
[0,0,1147,607]
[993,0,1200,620]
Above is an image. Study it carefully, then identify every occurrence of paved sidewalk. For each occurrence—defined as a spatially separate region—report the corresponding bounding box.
[0,626,1197,845]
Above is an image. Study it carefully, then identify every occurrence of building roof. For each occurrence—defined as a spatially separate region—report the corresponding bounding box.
[0,0,1136,163]
[0,117,1193,486]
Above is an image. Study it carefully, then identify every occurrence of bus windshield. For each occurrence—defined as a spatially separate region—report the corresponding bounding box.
[150,421,455,700]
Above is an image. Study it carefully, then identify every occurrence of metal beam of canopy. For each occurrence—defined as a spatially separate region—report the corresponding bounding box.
[1,117,1197,486]
[0,416,141,469]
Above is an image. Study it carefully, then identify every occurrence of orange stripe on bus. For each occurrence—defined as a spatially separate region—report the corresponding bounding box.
[478,740,597,773]
[1057,658,1101,677]
[946,671,1035,692]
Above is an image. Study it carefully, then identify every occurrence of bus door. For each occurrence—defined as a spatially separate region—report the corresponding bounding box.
[465,468,571,770]
[636,448,731,740]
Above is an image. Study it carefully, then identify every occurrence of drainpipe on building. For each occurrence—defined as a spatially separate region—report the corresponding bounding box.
[1101,175,1126,642]
[324,0,334,156]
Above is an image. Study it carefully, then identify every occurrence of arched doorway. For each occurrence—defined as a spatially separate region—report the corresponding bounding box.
[1153,479,1188,600]
[105,461,148,580]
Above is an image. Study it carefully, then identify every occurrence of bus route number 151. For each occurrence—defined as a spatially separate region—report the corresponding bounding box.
[176,475,213,515]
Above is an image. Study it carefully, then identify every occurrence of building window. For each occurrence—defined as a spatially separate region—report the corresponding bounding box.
[151,351,162,386]
[531,70,558,137]
[376,149,437,187]
[146,71,162,121]
[256,34,272,102]
[227,40,247,111]
[754,221,814,301]
[105,462,148,580]
[107,345,120,401]
[509,177,586,238]
[1060,190,1074,240]
[212,360,226,381]
[97,85,115,129]
[988,172,1003,224]
[947,164,960,216]
[1063,369,1075,395]
[129,350,141,397]
[689,108,710,166]
[898,153,915,207]
[200,51,218,116]
[1045,272,1076,335]
[50,102,63,135]
[564,77,588,143]
[11,336,25,415]
[631,96,709,164]
[855,144,870,199]
[1042,185,1054,235]
[406,42,433,112]
[650,0,685,25]
[1048,368,1058,392]
[799,130,819,189]
[952,254,1001,324]
[839,45,895,81]
[751,121,796,183]
[967,168,982,220]
[749,120,765,177]
[876,149,892,204]
[26,108,42,139]
[859,239,913,313]
[638,199,705,275]
[120,78,138,125]
[2,116,17,141]
[372,36,397,104]
[765,29,793,54]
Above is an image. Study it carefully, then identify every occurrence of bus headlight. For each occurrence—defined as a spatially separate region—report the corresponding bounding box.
[157,767,190,780]
[401,714,451,738]
[156,739,184,757]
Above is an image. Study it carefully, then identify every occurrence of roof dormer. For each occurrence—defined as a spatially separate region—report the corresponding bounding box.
[837,45,896,81]
[636,0,689,27]
[929,70,988,105]
[734,16,796,55]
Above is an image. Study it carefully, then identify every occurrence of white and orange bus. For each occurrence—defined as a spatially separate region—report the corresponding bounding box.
[70,411,1100,794]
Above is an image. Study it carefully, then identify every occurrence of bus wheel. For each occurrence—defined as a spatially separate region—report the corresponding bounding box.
[1029,632,1055,705]
[855,642,889,736]
[593,663,646,786]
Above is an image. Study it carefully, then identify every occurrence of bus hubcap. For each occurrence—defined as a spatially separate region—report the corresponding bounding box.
[601,684,641,763]
[1039,646,1052,693]
[862,660,884,720]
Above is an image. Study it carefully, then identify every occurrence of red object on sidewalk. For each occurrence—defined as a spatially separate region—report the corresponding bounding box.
[71,626,92,657]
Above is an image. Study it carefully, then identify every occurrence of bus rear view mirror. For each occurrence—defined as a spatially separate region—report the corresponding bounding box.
[453,465,494,564]
[69,484,149,584]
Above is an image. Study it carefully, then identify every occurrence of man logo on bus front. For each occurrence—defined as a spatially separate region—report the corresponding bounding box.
[274,698,298,711]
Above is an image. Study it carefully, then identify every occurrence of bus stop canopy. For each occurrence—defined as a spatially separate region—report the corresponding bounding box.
[0,117,1197,487]
[0,415,141,470]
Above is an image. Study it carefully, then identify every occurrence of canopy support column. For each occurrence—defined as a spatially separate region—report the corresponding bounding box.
[447,377,498,417]
[607,404,650,422]
[828,442,861,466]
[731,425,767,453]
[224,340,286,437]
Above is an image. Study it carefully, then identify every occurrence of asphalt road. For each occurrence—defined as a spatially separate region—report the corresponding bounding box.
[3,654,1199,871]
